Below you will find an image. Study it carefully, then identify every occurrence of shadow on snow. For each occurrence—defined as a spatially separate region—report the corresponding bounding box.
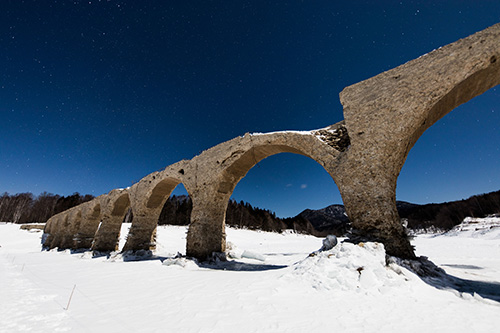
[393,256,500,303]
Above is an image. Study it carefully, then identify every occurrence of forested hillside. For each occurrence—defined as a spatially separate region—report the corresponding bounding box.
[400,190,500,231]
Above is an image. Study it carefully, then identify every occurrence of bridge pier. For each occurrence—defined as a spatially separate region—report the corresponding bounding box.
[186,192,227,260]
[91,214,124,252]
[42,215,63,249]
[73,211,101,249]
[338,173,415,259]
[121,212,161,252]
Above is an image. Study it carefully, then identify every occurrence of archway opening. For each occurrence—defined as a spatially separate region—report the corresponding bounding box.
[92,192,130,252]
[155,182,192,256]
[225,151,344,265]
[397,87,500,233]
[396,87,500,295]
[120,177,190,252]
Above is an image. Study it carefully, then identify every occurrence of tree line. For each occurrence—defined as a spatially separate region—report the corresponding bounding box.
[158,195,336,236]
[0,192,94,223]
[400,190,500,231]
[2,189,499,235]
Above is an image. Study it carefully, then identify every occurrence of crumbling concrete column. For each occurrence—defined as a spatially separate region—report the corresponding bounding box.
[337,168,415,259]
[186,191,228,259]
[58,210,83,249]
[42,214,64,249]
[91,214,123,252]
[121,210,161,251]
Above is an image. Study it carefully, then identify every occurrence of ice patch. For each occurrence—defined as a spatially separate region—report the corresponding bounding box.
[241,250,266,262]
[319,235,338,251]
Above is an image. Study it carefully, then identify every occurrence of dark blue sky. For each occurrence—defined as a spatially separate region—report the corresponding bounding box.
[1,1,499,217]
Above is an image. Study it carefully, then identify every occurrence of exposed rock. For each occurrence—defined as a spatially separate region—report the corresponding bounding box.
[313,121,350,152]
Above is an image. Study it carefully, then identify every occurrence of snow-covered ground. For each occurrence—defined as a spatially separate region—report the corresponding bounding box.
[1,220,500,332]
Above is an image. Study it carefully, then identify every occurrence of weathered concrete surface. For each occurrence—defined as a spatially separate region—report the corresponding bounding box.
[43,23,500,260]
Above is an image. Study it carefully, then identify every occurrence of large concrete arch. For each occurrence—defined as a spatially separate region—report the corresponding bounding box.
[122,160,194,251]
[185,125,347,259]
[42,23,500,260]
[216,128,345,196]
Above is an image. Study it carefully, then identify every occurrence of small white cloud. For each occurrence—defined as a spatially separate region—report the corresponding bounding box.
[286,183,292,187]
[300,184,307,189]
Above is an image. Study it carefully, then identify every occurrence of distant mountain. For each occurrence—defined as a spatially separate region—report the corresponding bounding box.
[296,201,421,234]
[395,201,422,217]
[298,204,348,232]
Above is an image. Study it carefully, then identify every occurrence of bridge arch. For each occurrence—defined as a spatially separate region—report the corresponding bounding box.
[219,140,340,197]
[122,174,193,252]
[404,55,500,168]
[146,177,184,209]
[92,190,131,252]
[186,131,342,259]
[111,192,131,217]
[89,201,101,220]
[398,93,500,230]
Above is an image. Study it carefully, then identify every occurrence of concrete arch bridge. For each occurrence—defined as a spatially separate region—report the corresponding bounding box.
[43,23,500,260]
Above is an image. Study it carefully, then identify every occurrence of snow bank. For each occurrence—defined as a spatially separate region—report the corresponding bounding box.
[285,242,407,292]
[444,216,500,239]
[250,129,314,136]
